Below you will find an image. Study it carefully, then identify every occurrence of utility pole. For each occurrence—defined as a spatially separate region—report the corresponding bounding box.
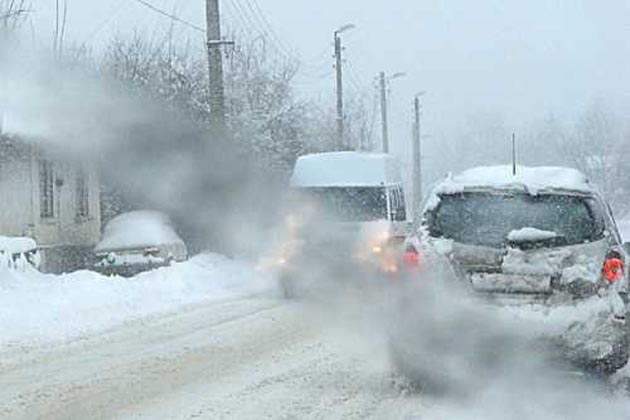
[379,72,389,153]
[334,32,344,150]
[412,93,425,216]
[206,0,228,130]
[379,71,405,153]
[512,132,517,175]
[333,24,354,150]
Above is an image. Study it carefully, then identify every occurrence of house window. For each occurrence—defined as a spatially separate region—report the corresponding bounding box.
[76,171,89,218]
[39,160,55,218]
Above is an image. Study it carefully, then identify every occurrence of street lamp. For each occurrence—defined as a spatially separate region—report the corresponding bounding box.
[335,24,356,36]
[391,72,407,80]
[379,71,406,153]
[334,23,356,150]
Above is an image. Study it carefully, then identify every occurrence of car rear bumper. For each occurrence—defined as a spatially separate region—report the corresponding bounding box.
[482,293,630,371]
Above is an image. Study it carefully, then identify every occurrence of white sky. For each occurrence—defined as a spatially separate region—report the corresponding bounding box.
[24,0,630,163]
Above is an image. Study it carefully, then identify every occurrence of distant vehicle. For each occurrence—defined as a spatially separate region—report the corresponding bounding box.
[270,152,410,297]
[94,211,187,277]
[392,165,629,385]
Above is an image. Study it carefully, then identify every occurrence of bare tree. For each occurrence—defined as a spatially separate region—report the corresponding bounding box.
[0,0,28,36]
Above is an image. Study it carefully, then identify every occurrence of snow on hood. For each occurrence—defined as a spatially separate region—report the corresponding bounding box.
[507,228,558,243]
[95,211,185,252]
[290,152,402,187]
[423,165,592,212]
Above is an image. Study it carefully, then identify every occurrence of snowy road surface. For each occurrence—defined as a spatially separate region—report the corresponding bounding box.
[0,294,425,420]
[2,289,630,419]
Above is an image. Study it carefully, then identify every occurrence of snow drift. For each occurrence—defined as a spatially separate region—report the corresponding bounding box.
[0,253,271,348]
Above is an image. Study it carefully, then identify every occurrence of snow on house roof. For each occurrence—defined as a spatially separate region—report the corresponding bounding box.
[423,165,593,212]
[290,152,402,187]
[95,211,185,253]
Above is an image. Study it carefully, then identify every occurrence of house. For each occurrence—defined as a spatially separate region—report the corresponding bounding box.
[0,134,101,273]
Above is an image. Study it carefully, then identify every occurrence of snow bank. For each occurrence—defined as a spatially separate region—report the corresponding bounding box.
[290,152,402,187]
[0,253,271,347]
[95,210,184,252]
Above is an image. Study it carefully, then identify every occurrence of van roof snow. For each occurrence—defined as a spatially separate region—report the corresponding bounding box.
[290,152,402,187]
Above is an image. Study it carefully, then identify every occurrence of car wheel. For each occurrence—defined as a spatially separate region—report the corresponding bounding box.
[584,339,630,376]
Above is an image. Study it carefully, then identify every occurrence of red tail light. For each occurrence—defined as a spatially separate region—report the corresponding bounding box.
[603,252,624,283]
[403,245,421,267]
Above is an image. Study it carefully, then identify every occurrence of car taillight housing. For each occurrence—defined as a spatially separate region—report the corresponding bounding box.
[603,251,624,283]
[403,245,420,267]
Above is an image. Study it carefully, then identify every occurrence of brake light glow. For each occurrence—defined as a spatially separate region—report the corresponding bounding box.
[603,256,624,283]
[403,245,420,267]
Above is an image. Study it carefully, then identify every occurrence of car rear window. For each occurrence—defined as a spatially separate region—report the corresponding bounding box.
[427,192,606,248]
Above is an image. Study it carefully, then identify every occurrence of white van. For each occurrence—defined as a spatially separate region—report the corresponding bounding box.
[269,152,409,297]
[290,152,408,227]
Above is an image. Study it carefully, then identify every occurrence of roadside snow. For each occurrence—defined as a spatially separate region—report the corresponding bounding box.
[0,253,271,347]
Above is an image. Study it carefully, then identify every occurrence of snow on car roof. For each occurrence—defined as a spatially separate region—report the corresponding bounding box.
[290,152,402,187]
[438,165,590,194]
[95,211,185,253]
[0,236,37,254]
[424,165,593,211]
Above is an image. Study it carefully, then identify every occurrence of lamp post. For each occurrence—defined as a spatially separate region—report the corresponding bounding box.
[379,71,406,153]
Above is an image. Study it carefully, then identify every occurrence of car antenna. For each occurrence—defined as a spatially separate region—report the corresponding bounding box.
[511,132,517,176]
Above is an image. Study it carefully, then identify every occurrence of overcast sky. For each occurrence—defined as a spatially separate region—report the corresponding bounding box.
[25,0,630,162]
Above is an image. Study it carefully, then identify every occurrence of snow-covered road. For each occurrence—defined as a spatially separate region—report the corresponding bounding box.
[0,293,427,420]
[3,287,630,420]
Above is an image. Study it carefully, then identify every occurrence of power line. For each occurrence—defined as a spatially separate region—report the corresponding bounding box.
[242,0,294,58]
[227,0,295,63]
[130,0,205,33]
[85,0,128,41]
[346,59,370,97]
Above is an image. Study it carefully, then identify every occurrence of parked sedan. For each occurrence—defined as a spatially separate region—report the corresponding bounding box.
[94,211,187,277]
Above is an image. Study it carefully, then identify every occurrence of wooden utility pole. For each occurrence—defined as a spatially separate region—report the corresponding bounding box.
[379,71,389,153]
[332,24,354,150]
[512,132,517,175]
[412,94,424,215]
[334,31,344,149]
[206,0,227,129]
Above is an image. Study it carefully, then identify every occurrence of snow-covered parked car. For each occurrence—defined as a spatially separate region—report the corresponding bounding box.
[94,211,187,277]
[392,165,630,382]
[0,236,40,270]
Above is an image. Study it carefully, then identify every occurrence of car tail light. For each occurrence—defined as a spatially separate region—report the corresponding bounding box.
[603,251,624,283]
[403,245,421,267]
